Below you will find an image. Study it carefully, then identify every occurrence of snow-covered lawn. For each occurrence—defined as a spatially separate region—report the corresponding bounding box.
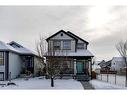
[89,79,127,89]
[0,77,83,89]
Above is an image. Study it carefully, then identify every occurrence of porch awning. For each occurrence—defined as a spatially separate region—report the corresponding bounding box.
[44,50,94,57]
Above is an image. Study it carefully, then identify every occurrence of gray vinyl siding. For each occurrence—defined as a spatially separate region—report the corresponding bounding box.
[48,32,87,52]
[77,39,87,50]
[0,52,5,80]
[9,52,22,79]
[48,32,76,52]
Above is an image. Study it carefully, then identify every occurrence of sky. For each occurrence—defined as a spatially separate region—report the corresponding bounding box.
[0,6,127,61]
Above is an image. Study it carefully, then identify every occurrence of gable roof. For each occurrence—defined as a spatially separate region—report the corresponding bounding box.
[98,60,111,68]
[112,57,127,61]
[67,31,89,45]
[98,60,105,65]
[46,30,78,42]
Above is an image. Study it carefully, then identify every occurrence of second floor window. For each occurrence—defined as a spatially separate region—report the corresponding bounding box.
[77,43,84,49]
[63,40,71,49]
[53,41,61,50]
[0,52,4,65]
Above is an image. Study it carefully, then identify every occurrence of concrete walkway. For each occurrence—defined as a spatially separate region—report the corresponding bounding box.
[80,81,94,89]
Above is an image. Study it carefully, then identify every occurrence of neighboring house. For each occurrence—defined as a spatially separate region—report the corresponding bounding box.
[110,57,126,71]
[98,60,111,71]
[0,41,44,81]
[92,61,101,74]
[44,30,94,79]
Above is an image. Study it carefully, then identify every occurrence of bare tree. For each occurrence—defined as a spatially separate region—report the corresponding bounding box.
[36,35,70,87]
[36,35,47,75]
[46,41,71,87]
[116,40,127,87]
[46,41,65,87]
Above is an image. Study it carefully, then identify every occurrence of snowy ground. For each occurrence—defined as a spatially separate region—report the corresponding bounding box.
[97,74,126,87]
[0,77,83,89]
[89,79,127,89]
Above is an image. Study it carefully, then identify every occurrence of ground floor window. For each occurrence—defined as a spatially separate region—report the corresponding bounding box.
[61,60,74,74]
[0,72,4,81]
[0,52,4,65]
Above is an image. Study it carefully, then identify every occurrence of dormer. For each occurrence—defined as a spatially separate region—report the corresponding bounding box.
[8,41,23,48]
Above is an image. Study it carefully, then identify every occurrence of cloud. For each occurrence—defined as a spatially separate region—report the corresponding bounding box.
[0,6,127,61]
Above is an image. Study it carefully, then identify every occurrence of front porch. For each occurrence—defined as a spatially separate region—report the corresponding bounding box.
[46,56,93,80]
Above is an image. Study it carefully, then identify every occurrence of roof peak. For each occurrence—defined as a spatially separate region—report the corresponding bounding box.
[67,31,89,44]
[46,30,89,44]
[46,29,77,41]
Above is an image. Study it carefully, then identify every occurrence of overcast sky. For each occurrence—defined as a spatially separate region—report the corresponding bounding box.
[0,6,127,61]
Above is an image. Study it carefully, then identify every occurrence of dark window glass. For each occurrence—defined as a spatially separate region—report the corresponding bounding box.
[77,43,84,49]
[53,41,61,50]
[63,40,71,49]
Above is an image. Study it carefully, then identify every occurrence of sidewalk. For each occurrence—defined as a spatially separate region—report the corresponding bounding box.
[80,81,94,89]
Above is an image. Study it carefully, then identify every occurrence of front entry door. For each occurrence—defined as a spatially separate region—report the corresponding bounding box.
[76,61,84,74]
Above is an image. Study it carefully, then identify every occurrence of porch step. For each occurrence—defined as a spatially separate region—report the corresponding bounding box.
[76,75,90,81]
[55,74,74,79]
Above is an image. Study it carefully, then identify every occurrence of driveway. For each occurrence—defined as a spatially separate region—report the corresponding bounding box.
[80,81,94,89]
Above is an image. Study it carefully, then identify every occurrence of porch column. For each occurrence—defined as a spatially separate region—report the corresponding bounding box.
[88,58,92,79]
[74,59,77,75]
[88,60,91,75]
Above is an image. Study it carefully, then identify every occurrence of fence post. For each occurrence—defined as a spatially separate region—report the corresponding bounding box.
[101,74,102,80]
[107,74,109,82]
[115,74,116,85]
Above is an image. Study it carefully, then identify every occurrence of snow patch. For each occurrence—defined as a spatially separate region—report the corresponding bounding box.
[0,77,83,89]
[89,79,127,89]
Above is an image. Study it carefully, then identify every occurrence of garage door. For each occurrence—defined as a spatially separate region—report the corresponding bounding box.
[0,72,4,81]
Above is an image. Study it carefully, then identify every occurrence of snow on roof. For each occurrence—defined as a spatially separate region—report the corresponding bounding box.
[45,50,94,57]
[14,46,38,55]
[67,50,94,57]
[98,60,111,68]
[9,41,38,56]
[0,41,38,56]
[0,41,19,52]
[112,57,127,61]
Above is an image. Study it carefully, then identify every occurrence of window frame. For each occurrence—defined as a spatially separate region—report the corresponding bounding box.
[0,52,4,65]
[63,40,71,50]
[0,72,4,81]
[53,40,61,50]
[77,43,84,49]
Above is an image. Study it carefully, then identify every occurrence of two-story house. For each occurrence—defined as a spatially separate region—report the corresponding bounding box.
[0,41,44,81]
[110,57,126,71]
[45,30,94,80]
